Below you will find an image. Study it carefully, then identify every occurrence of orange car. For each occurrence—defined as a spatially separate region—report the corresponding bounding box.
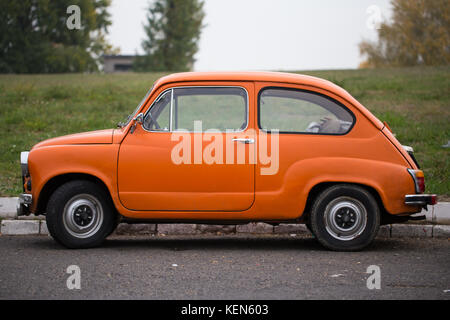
[17,72,437,250]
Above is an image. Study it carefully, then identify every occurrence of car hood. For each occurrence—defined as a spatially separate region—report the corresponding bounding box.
[32,129,114,149]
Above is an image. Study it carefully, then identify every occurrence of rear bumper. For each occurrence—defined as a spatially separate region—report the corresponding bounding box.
[17,194,32,216]
[405,194,437,206]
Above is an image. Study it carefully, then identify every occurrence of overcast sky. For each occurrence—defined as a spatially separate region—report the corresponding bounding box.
[107,0,392,71]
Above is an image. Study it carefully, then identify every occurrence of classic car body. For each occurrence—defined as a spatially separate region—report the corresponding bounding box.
[17,72,437,250]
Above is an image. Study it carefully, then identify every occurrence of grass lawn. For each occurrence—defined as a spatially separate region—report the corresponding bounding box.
[0,66,448,199]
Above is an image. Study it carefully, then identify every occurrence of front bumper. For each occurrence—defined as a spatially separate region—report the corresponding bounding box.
[405,194,437,206]
[17,194,32,216]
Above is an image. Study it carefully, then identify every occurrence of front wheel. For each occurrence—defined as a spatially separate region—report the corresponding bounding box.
[46,180,116,249]
[310,184,380,251]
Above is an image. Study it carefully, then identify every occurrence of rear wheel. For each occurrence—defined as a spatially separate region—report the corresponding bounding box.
[310,184,380,251]
[46,180,116,249]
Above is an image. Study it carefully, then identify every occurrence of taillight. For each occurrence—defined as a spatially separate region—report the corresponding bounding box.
[407,169,425,194]
[430,195,438,205]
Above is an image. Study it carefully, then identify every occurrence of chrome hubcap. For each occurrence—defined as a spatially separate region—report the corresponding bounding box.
[324,197,367,241]
[63,194,103,239]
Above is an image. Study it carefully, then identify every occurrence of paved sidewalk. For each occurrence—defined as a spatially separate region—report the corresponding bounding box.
[425,202,450,224]
[0,197,18,219]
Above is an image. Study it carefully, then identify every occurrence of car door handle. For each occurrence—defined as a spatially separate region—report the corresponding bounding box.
[232,138,255,144]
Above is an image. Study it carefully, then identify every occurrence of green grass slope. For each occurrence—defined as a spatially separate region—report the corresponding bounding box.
[0,67,448,198]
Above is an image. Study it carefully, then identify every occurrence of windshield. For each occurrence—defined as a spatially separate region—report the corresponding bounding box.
[117,85,154,128]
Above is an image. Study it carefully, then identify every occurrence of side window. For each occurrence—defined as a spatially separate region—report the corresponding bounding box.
[259,88,354,134]
[143,90,171,131]
[173,87,247,132]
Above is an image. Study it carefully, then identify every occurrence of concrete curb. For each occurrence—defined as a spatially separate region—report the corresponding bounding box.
[1,198,449,238]
[0,197,18,219]
[1,220,449,239]
[1,220,40,235]
[2,199,449,222]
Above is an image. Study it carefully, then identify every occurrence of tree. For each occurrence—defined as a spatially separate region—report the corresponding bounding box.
[0,0,115,73]
[134,0,205,72]
[359,0,450,67]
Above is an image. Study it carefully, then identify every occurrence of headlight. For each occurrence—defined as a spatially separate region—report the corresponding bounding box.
[20,151,29,176]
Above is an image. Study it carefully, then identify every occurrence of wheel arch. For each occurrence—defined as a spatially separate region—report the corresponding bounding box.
[36,173,116,216]
[302,181,388,223]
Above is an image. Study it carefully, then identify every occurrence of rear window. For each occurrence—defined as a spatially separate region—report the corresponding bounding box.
[259,88,355,134]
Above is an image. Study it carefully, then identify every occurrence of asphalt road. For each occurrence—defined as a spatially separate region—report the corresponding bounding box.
[0,234,449,300]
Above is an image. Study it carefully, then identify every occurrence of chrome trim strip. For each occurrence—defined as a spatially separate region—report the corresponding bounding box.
[141,86,250,134]
[407,168,420,194]
[403,145,414,153]
[169,88,174,131]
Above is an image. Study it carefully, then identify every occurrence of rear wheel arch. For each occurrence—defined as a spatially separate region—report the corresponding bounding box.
[302,181,387,223]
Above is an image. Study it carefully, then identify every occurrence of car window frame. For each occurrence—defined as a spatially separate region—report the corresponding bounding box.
[143,89,173,132]
[142,86,250,133]
[257,86,356,136]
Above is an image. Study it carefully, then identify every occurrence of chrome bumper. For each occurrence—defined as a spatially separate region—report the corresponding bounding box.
[405,194,437,206]
[17,194,32,216]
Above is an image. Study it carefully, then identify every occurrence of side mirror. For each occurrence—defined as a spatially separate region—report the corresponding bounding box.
[134,113,144,123]
[130,113,144,134]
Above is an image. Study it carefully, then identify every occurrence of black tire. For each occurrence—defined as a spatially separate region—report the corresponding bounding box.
[107,217,120,237]
[46,180,116,249]
[305,221,315,237]
[310,184,380,251]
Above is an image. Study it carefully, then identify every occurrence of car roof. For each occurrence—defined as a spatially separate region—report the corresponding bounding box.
[153,71,384,130]
[157,71,320,82]
[156,71,333,88]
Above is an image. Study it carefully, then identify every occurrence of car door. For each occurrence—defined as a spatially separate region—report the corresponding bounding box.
[117,82,255,211]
